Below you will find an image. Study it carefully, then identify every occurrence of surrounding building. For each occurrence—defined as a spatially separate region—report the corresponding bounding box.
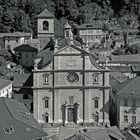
[65,126,125,140]
[14,44,38,67]
[33,22,110,126]
[0,78,12,98]
[0,32,32,51]
[12,72,33,113]
[37,9,55,49]
[76,22,106,47]
[110,76,140,130]
[0,97,47,140]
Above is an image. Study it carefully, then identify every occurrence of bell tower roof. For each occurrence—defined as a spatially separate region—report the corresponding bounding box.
[37,9,55,18]
[64,22,72,29]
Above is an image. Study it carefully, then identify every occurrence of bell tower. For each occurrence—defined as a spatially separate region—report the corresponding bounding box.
[37,8,55,49]
[64,22,73,38]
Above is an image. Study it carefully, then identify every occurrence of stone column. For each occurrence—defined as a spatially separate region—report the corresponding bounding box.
[54,90,60,124]
[84,90,90,123]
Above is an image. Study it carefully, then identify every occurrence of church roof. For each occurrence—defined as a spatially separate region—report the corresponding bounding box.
[58,38,81,48]
[37,9,55,18]
[37,38,101,69]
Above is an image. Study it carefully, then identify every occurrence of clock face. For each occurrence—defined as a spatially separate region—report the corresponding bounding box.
[65,72,79,85]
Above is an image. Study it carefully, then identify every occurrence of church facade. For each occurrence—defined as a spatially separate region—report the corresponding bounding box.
[33,22,110,126]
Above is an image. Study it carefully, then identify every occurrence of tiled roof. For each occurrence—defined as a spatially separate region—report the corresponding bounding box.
[37,9,55,18]
[0,78,12,90]
[14,44,38,51]
[0,97,47,140]
[64,22,72,29]
[66,126,125,140]
[110,55,140,64]
[109,76,121,87]
[108,66,132,72]
[58,38,81,48]
[113,76,140,97]
[12,73,32,87]
[85,129,111,140]
[131,64,140,72]
[110,72,127,83]
[107,126,125,139]
[37,38,100,69]
[0,32,32,38]
[37,48,54,68]
[77,22,103,29]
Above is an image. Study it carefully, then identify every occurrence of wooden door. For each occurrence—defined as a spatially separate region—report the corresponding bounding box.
[68,108,74,122]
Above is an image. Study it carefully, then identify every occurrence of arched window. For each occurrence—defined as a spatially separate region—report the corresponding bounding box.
[43,21,49,30]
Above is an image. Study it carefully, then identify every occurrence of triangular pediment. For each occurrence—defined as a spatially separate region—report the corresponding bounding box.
[54,45,90,55]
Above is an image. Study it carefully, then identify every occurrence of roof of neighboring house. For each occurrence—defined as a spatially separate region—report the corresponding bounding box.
[109,76,121,87]
[126,130,140,140]
[0,78,12,90]
[108,65,132,72]
[131,64,140,72]
[110,72,128,83]
[14,44,38,51]
[0,32,32,38]
[65,126,125,140]
[0,97,47,140]
[107,126,125,139]
[37,9,55,18]
[84,129,111,140]
[110,55,140,64]
[12,73,32,87]
[113,76,140,97]
[77,22,103,29]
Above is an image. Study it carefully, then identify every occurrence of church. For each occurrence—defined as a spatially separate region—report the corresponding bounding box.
[33,9,110,126]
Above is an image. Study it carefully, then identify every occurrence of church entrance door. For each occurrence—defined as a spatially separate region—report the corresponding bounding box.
[68,108,74,122]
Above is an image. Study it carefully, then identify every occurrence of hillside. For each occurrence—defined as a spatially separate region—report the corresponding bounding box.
[0,0,139,37]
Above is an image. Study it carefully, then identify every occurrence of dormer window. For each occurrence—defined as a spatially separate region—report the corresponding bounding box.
[43,21,49,30]
[43,74,49,85]
[92,73,99,84]
[3,126,14,134]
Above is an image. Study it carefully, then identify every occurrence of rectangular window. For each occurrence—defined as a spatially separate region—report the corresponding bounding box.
[94,100,98,108]
[132,99,136,107]
[124,99,128,106]
[26,53,28,57]
[45,100,49,108]
[132,116,136,124]
[124,115,128,122]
